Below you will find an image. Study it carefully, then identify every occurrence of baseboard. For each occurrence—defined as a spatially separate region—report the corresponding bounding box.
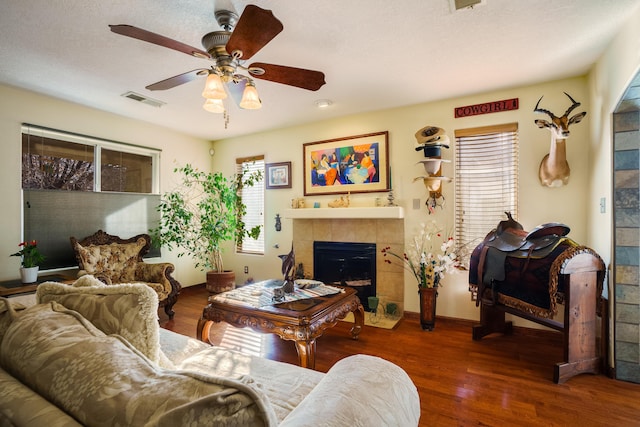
[403,311,563,339]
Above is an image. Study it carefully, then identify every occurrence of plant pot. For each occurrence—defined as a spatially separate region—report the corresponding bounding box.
[206,270,236,294]
[20,266,39,284]
[418,287,438,331]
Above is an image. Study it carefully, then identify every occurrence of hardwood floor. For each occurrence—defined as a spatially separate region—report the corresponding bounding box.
[160,285,640,426]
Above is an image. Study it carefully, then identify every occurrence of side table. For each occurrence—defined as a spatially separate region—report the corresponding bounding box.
[0,274,75,297]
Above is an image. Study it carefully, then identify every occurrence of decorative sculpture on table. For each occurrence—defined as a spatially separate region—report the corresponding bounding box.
[278,244,296,294]
[328,192,350,208]
[534,92,587,188]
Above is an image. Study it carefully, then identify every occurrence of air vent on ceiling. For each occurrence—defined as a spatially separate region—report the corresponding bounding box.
[121,91,165,108]
[450,0,485,12]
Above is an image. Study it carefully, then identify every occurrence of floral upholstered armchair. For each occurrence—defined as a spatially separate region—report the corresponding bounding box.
[70,230,181,318]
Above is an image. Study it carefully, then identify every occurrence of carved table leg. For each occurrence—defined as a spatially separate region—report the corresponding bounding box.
[295,338,317,369]
[351,302,364,340]
[196,318,215,344]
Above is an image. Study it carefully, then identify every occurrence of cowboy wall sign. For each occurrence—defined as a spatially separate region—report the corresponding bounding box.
[454,98,519,118]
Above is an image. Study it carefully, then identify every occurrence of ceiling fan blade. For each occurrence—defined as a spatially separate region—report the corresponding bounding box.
[109,24,210,59]
[225,5,283,60]
[145,69,208,91]
[249,63,326,91]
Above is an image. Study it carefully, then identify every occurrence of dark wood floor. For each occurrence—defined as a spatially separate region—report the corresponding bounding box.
[160,285,640,426]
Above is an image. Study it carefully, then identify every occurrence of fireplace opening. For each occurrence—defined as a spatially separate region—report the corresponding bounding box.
[313,241,376,311]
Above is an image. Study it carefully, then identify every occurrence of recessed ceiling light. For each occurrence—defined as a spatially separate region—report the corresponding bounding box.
[315,99,333,108]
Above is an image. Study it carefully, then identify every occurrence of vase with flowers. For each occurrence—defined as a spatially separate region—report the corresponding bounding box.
[381,221,459,330]
[10,240,45,283]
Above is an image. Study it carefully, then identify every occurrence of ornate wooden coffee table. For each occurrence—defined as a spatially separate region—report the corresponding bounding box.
[197,284,364,369]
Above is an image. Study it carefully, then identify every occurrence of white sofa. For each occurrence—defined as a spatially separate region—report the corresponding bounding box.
[0,278,420,426]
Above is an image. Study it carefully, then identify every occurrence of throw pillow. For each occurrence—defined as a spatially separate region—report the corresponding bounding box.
[0,302,277,427]
[72,274,107,287]
[36,279,161,364]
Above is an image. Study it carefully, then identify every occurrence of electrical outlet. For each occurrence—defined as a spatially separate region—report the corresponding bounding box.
[244,266,249,274]
[600,197,606,213]
[413,198,421,209]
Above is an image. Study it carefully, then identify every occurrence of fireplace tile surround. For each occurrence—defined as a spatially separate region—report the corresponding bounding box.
[292,217,405,314]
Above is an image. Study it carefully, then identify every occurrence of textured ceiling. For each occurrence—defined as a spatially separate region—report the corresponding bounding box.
[1,0,639,140]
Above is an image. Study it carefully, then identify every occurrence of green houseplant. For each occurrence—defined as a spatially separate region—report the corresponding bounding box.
[151,164,262,293]
[10,240,46,283]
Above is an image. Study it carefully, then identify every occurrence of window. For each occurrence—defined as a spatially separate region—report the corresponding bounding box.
[454,123,519,265]
[20,124,161,270]
[101,149,153,193]
[22,124,159,193]
[236,156,265,254]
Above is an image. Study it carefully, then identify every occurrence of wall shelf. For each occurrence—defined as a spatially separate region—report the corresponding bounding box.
[284,206,404,219]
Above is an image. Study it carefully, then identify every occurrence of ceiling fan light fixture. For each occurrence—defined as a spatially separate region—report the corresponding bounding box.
[202,72,227,99]
[203,98,226,113]
[239,81,262,110]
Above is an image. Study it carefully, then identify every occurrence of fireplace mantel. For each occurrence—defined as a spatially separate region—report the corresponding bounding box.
[284,206,404,219]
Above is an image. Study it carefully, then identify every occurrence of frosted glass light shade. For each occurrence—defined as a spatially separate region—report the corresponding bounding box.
[202,73,227,99]
[239,82,261,109]
[203,98,225,113]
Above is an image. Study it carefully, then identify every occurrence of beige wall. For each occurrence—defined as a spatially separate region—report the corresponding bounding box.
[587,5,640,371]
[213,76,592,326]
[0,84,211,286]
[588,5,640,269]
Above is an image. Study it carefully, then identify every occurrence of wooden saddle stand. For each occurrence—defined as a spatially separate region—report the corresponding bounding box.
[469,213,606,384]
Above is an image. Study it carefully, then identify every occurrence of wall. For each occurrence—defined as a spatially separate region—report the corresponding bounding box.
[0,84,211,287]
[213,76,592,326]
[587,5,640,380]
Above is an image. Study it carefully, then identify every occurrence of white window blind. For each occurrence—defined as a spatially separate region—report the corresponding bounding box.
[236,156,265,254]
[454,123,519,265]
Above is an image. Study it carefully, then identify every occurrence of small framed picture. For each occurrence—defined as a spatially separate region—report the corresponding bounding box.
[266,161,292,189]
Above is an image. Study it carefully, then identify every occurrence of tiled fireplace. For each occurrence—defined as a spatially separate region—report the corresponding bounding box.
[291,217,405,314]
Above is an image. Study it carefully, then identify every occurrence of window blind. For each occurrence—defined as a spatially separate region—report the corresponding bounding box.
[454,123,519,265]
[236,156,265,254]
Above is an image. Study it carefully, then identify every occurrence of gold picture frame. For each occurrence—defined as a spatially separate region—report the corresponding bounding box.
[303,131,389,196]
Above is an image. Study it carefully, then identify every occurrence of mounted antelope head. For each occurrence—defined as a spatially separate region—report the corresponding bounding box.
[534,92,586,187]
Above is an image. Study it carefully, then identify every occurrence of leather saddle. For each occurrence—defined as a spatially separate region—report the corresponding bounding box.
[478,212,571,292]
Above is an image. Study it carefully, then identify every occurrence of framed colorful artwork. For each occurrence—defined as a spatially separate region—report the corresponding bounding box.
[266,161,292,189]
[303,131,389,196]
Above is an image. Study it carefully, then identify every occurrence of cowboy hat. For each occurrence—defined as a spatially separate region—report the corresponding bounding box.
[415,126,446,144]
[414,137,451,157]
[416,159,451,175]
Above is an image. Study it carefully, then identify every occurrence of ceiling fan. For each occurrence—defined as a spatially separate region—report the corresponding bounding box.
[109,4,326,117]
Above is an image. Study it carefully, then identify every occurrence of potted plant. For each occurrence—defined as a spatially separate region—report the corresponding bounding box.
[381,221,459,330]
[151,163,262,293]
[10,240,45,283]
